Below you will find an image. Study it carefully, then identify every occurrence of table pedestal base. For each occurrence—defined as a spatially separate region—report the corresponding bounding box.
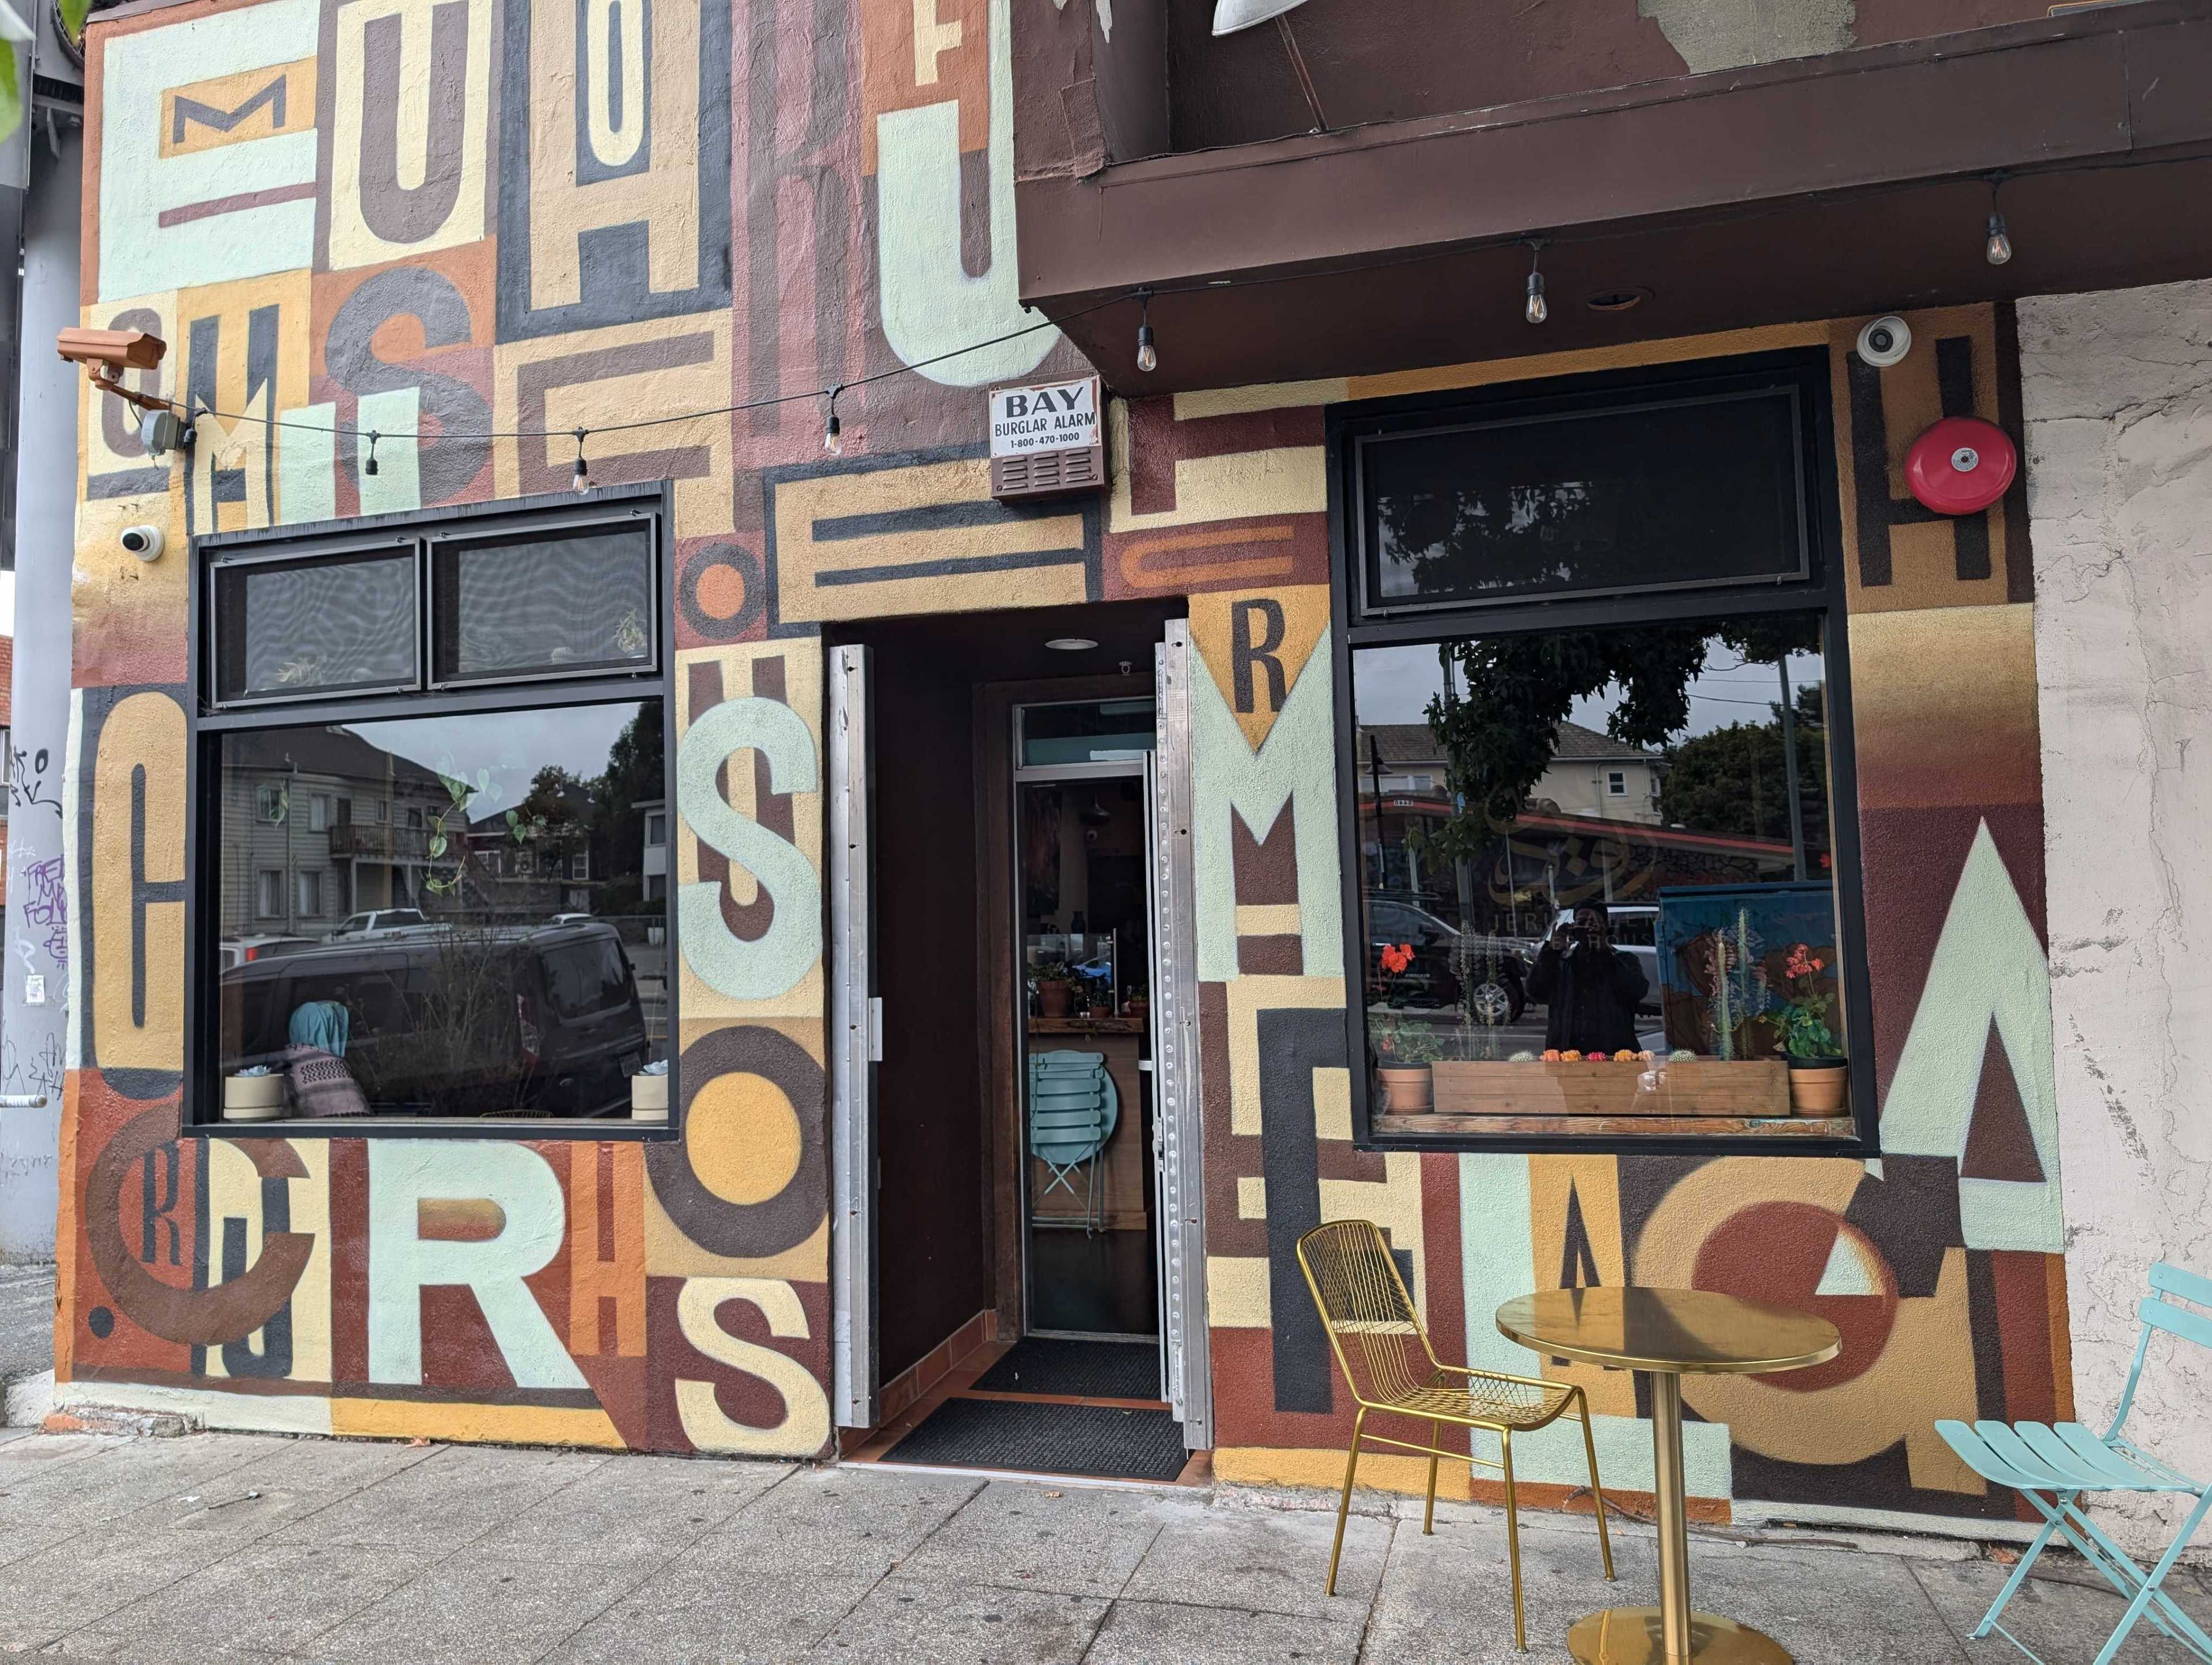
[1568,1607,1794,1664]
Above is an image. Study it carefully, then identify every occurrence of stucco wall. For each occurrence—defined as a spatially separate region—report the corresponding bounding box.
[2021,279,2212,1552]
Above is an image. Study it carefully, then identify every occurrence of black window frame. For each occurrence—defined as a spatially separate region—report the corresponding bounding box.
[184,482,681,1141]
[1328,349,1878,1158]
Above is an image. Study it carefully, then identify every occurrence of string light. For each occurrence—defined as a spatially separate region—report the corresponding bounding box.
[362,430,380,477]
[1984,173,2013,266]
[571,428,590,494]
[1135,289,1158,374]
[1524,240,1548,326]
[823,387,843,457]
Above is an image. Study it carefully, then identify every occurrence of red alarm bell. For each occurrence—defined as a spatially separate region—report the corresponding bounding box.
[1905,416,2017,516]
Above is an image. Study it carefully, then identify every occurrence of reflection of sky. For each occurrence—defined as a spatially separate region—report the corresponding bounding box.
[1354,641,1824,742]
[344,703,643,817]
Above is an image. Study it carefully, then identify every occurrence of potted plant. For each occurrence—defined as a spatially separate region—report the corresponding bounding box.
[1033,960,1073,1019]
[1771,942,1847,1114]
[1125,984,1150,1023]
[1373,943,1445,1112]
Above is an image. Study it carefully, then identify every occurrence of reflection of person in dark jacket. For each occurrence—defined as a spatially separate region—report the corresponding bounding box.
[1527,904,1649,1056]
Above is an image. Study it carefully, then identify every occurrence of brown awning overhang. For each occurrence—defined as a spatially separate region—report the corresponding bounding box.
[1016,0,2212,392]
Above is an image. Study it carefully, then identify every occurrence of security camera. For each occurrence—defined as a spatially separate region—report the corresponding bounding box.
[58,328,166,374]
[1856,316,1912,368]
[120,524,165,562]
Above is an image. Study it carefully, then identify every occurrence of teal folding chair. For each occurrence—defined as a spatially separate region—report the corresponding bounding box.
[1027,1050,1119,1234]
[1936,1261,2212,1665]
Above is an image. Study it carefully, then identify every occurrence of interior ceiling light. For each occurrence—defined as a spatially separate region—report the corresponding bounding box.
[1047,637,1098,651]
[1586,287,1651,313]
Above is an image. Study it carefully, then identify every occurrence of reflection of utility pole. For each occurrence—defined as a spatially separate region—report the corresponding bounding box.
[1778,660,1806,881]
[1367,733,1387,889]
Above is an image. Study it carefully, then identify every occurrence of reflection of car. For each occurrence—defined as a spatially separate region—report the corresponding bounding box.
[332,908,431,938]
[218,935,316,972]
[1368,897,1527,1023]
[219,921,650,1117]
[1551,904,1660,1012]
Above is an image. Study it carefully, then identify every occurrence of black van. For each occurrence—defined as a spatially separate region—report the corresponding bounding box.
[219,920,652,1118]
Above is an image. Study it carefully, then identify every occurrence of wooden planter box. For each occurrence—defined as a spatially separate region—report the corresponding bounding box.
[1431,1058,1790,1118]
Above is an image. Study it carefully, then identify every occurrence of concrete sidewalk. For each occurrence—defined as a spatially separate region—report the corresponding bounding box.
[2,1428,2208,1664]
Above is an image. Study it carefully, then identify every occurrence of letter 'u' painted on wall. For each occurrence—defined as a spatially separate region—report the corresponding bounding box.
[673,1276,830,1455]
[366,1141,586,1389]
[676,695,820,1001]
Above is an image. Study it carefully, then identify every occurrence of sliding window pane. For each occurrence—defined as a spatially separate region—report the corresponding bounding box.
[433,524,654,683]
[213,553,418,702]
[1351,612,1854,1138]
[213,699,669,1121]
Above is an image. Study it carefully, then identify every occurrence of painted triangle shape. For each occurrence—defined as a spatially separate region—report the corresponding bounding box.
[1960,1017,2046,1184]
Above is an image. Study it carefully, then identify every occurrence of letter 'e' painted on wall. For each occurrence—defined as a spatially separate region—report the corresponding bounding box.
[676,695,821,1002]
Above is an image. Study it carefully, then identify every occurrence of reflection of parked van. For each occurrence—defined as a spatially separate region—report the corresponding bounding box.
[1554,904,1660,1011]
[219,921,650,1117]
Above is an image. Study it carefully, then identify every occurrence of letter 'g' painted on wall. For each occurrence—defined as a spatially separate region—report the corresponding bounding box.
[676,695,820,1002]
[366,1141,586,1389]
[673,1276,831,1455]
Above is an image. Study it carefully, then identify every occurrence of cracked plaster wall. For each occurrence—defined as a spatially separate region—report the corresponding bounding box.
[2022,279,2212,1553]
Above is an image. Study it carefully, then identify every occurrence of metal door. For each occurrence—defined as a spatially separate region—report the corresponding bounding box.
[828,644,880,1429]
[1147,621,1211,1448]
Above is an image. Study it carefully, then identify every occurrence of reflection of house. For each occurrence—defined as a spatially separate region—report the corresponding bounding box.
[637,797,668,902]
[1355,723,1787,938]
[465,776,594,917]
[1359,722,1664,826]
[219,729,450,938]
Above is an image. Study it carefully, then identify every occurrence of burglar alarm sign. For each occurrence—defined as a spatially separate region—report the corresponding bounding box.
[988,374,1104,502]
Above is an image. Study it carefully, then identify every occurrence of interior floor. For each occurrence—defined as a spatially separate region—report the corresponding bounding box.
[846,1330,1208,1485]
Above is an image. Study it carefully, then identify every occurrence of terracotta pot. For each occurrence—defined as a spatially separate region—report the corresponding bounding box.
[1787,1057,1849,1116]
[1377,1064,1435,1114]
[1126,999,1149,1024]
[1038,979,1072,1018]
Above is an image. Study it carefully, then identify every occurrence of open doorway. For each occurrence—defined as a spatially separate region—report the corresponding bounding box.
[824,601,1208,1482]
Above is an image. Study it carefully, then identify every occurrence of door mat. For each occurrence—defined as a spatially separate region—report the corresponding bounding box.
[972,1336,1161,1400]
[882,1396,1190,1481]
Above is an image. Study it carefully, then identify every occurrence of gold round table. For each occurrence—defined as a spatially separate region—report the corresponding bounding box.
[1495,1286,1840,1665]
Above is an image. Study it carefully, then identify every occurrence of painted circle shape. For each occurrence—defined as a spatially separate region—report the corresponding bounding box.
[677,544,766,643]
[686,1070,805,1207]
[1692,1200,1895,1393]
[645,1024,826,1259]
[1906,416,2016,515]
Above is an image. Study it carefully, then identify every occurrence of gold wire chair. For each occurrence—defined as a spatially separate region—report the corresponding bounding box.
[1296,1218,1615,1650]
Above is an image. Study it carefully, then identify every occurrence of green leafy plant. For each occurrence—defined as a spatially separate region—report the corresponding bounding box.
[1770,941,1840,1060]
[1372,941,1445,1066]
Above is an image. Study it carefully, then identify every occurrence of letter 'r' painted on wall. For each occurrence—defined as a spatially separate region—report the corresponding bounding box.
[365,1141,586,1389]
[676,695,821,1001]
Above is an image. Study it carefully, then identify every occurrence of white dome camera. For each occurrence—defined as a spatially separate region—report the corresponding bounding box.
[120,524,165,562]
[1855,315,1912,368]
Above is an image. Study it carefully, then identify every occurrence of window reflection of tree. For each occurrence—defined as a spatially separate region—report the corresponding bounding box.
[1376,478,1605,600]
[1411,614,1821,901]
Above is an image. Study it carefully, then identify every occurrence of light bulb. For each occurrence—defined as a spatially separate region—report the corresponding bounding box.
[1525,271,1548,325]
[823,409,843,456]
[1985,210,2013,266]
[1136,323,1158,374]
[363,431,380,478]
[571,456,590,495]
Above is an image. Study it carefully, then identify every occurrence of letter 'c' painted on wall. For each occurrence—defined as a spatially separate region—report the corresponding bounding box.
[676,695,820,1002]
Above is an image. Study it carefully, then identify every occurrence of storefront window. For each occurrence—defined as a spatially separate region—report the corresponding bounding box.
[1338,354,1866,1148]
[190,489,673,1133]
